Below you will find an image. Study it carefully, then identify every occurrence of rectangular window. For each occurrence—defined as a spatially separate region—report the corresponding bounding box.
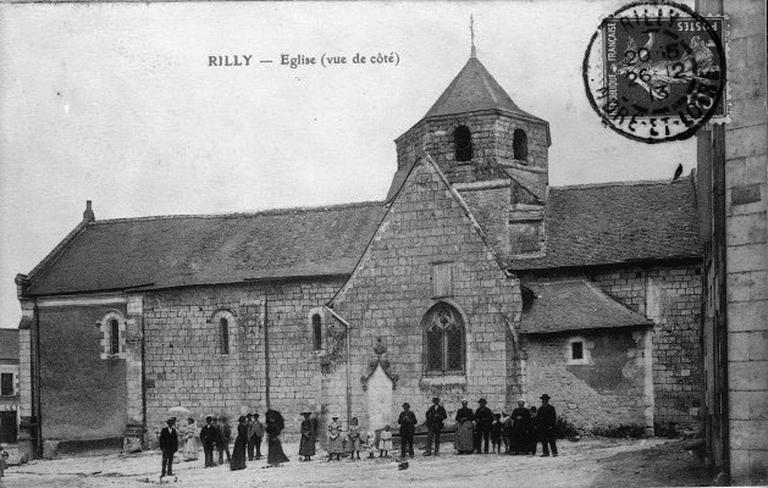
[432,262,453,298]
[571,341,584,360]
[0,373,13,396]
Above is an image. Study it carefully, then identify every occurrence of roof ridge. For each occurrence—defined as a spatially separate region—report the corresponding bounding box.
[552,176,690,190]
[90,200,386,225]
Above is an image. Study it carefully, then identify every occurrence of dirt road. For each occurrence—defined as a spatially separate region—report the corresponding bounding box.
[1,438,712,488]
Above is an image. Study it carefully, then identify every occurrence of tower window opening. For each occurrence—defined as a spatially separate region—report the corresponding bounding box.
[454,126,473,162]
[513,129,528,162]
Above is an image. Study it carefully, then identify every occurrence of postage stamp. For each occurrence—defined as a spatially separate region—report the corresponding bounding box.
[583,1,726,143]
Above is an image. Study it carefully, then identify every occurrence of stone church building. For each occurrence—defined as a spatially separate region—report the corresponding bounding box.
[15,52,703,455]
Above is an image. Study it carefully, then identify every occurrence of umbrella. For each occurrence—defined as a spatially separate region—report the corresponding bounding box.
[168,406,192,418]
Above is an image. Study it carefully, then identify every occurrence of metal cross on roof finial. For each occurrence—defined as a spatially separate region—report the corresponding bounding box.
[470,14,477,58]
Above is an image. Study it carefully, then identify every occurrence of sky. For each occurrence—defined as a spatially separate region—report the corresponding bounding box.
[0,1,697,329]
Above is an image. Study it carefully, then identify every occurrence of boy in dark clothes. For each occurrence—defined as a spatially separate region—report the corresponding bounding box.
[490,413,503,454]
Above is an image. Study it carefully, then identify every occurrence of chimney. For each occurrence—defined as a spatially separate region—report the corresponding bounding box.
[83,200,95,221]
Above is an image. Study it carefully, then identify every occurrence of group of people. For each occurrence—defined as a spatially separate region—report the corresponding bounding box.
[156,394,558,478]
[325,416,394,461]
[408,394,558,458]
[158,409,290,479]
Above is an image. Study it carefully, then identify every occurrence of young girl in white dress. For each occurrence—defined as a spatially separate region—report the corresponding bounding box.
[379,425,393,457]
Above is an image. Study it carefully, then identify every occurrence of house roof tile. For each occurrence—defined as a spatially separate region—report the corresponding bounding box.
[25,202,386,296]
[519,279,653,334]
[508,178,701,270]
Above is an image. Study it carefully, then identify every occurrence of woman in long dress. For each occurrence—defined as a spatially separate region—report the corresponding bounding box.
[182,417,199,461]
[230,416,247,471]
[327,415,344,461]
[455,399,475,454]
[298,411,316,461]
[266,409,290,467]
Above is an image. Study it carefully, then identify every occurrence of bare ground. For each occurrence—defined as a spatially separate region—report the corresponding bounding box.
[1,438,714,488]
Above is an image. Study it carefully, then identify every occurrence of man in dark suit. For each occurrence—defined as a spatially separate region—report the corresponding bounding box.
[538,394,558,457]
[199,415,219,467]
[424,397,447,456]
[159,417,179,478]
[397,402,417,458]
[474,398,494,454]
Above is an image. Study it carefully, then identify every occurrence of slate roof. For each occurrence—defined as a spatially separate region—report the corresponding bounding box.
[25,202,386,296]
[0,329,19,363]
[423,56,545,122]
[508,178,701,270]
[519,280,653,334]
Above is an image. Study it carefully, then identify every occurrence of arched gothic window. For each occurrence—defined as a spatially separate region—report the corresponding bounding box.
[423,303,465,373]
[454,126,473,162]
[513,129,528,161]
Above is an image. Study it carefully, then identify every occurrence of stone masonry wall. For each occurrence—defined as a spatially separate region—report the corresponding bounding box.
[37,305,128,440]
[591,264,703,429]
[396,114,548,186]
[329,159,522,432]
[721,0,768,482]
[142,278,343,440]
[523,328,652,431]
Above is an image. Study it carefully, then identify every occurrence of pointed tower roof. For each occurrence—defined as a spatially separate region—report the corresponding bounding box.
[423,56,544,122]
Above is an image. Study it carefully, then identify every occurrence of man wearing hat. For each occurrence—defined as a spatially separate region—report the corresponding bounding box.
[424,397,447,456]
[159,417,179,478]
[200,415,219,468]
[397,402,417,458]
[538,394,558,457]
[474,398,494,454]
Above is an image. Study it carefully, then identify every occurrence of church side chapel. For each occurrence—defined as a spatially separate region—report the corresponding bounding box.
[15,43,703,455]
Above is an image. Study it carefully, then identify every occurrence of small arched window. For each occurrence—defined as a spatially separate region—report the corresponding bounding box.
[454,126,472,162]
[513,129,528,161]
[99,311,125,360]
[109,319,120,355]
[423,303,465,374]
[220,317,230,355]
[312,313,322,350]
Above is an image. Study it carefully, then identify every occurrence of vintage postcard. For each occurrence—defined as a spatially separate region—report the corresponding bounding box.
[0,1,765,487]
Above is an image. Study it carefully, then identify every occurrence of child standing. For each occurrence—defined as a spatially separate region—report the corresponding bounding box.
[327,415,344,461]
[0,443,8,481]
[490,413,503,454]
[347,417,362,461]
[365,431,377,459]
[379,425,393,457]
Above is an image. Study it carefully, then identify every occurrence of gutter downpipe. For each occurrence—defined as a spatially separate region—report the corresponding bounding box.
[324,306,352,424]
[264,297,271,410]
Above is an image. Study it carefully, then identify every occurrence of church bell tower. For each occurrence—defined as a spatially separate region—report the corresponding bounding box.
[391,30,552,257]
